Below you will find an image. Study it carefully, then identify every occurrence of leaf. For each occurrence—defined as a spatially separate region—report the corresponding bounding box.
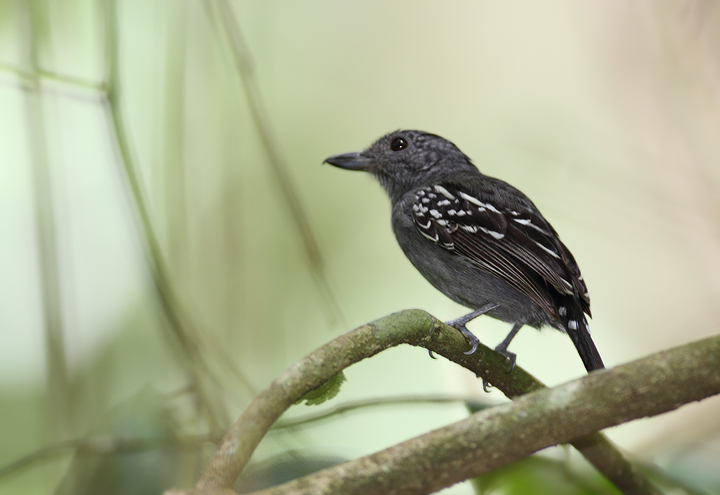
[296,372,347,406]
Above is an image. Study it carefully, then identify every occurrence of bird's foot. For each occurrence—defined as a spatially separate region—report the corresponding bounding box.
[482,323,522,392]
[456,324,480,355]
[446,303,499,330]
[445,303,499,355]
[482,347,516,392]
[426,321,439,359]
[494,322,522,372]
[495,344,517,373]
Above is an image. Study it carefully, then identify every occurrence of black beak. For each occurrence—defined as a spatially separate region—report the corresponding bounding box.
[323,151,373,171]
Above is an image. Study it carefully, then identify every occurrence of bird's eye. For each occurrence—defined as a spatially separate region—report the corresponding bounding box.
[390,137,408,151]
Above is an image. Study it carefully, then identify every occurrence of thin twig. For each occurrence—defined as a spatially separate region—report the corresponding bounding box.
[205,0,343,324]
[272,394,494,431]
[0,433,222,479]
[102,0,250,429]
[0,394,486,479]
[20,0,73,437]
[0,63,105,91]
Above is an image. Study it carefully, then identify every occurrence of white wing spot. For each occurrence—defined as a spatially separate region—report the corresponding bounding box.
[456,210,467,217]
[422,197,430,204]
[437,199,451,207]
[558,306,567,316]
[533,240,561,259]
[434,185,456,200]
[514,217,552,235]
[568,320,578,330]
[429,209,442,219]
[436,219,448,226]
[447,209,457,216]
[459,192,484,208]
[419,230,439,242]
[417,219,431,229]
[460,225,478,233]
[477,226,504,239]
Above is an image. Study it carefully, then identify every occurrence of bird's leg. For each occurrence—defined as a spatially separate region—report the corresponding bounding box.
[436,303,499,356]
[482,322,524,392]
[495,323,523,371]
[447,303,500,331]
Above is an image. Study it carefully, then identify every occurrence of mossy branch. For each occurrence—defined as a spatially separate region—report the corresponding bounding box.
[166,310,720,495]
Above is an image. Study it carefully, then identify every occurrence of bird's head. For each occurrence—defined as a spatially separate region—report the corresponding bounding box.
[324,130,479,203]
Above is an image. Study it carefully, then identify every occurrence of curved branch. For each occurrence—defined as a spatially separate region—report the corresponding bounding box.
[193,310,436,492]
[251,329,720,494]
[164,310,682,495]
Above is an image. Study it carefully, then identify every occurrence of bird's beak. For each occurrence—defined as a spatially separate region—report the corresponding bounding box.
[323,151,373,171]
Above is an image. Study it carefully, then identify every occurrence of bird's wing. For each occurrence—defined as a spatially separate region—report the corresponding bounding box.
[411,183,590,319]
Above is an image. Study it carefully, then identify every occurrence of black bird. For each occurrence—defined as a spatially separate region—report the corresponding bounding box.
[324,130,604,373]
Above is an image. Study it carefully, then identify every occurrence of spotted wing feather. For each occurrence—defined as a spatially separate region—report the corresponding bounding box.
[411,184,590,321]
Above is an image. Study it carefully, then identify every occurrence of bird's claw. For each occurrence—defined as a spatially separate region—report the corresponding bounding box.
[426,322,439,359]
[480,343,516,393]
[495,346,517,373]
[444,303,498,355]
[461,326,480,355]
[503,352,517,373]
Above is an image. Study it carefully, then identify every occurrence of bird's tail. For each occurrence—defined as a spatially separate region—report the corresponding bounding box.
[563,305,604,372]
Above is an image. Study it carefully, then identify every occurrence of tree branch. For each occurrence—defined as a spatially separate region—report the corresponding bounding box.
[167,310,719,495]
[251,329,720,495]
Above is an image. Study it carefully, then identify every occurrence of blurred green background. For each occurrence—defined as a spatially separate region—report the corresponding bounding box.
[1,1,719,494]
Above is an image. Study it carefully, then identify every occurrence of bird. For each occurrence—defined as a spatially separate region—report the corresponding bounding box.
[324,130,604,374]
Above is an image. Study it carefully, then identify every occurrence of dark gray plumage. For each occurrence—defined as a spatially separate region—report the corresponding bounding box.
[324,130,604,373]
